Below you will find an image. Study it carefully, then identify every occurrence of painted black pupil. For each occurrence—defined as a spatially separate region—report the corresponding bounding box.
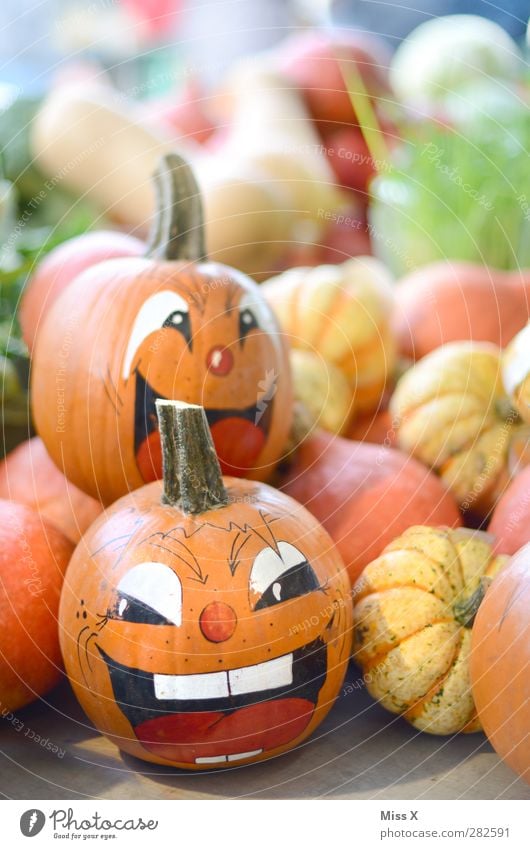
[110,594,171,626]
[163,310,192,350]
[255,562,320,611]
[239,308,259,343]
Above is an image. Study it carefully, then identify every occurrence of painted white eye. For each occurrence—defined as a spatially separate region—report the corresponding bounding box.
[249,542,319,610]
[238,292,281,349]
[112,562,182,626]
[122,291,190,379]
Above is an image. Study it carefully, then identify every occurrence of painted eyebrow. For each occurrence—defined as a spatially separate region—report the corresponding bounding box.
[122,290,190,380]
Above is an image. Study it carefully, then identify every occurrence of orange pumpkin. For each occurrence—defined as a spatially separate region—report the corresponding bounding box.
[0,437,103,544]
[0,500,74,712]
[470,542,530,783]
[390,341,525,517]
[32,154,292,505]
[262,257,395,433]
[20,230,144,354]
[353,526,507,734]
[489,465,530,555]
[280,429,462,585]
[393,261,530,361]
[59,401,352,769]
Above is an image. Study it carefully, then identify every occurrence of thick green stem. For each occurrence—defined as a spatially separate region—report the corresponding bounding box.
[146,153,207,262]
[155,399,228,514]
[453,576,492,628]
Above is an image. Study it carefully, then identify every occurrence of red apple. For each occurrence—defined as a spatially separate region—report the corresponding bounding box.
[276,30,392,131]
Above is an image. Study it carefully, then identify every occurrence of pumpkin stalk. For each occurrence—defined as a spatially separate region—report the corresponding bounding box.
[146,153,207,263]
[155,399,228,514]
[453,576,493,629]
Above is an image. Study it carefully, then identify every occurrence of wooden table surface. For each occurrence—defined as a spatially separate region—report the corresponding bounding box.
[1,666,528,801]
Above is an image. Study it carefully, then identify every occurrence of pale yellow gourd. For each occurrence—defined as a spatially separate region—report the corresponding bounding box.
[390,341,525,516]
[502,322,530,425]
[353,526,508,734]
[262,256,395,432]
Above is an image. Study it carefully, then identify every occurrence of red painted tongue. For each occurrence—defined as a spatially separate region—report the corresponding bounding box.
[136,430,162,483]
[135,698,314,765]
[136,417,265,483]
[209,417,265,476]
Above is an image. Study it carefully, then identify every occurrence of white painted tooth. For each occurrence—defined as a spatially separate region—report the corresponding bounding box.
[228,750,262,762]
[229,653,293,696]
[195,755,227,764]
[154,670,229,701]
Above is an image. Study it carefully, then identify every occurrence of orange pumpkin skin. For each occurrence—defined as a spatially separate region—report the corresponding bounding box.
[393,262,530,361]
[489,465,530,556]
[20,230,144,353]
[470,543,530,784]
[0,500,74,712]
[0,438,103,544]
[32,258,291,504]
[280,430,462,585]
[59,478,352,769]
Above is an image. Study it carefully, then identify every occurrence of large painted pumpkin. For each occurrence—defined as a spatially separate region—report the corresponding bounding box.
[32,154,292,505]
[262,257,395,433]
[502,322,530,425]
[390,341,525,517]
[353,526,508,734]
[470,542,530,784]
[59,401,352,769]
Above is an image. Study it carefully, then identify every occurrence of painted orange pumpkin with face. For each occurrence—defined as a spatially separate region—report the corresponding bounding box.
[31,155,292,505]
[59,401,352,768]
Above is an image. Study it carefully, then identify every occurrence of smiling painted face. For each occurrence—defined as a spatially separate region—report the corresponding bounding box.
[124,264,288,484]
[32,258,293,505]
[59,478,352,768]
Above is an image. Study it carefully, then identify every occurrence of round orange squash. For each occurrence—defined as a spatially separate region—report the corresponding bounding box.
[0,437,103,543]
[32,154,292,505]
[393,261,530,361]
[0,500,74,712]
[353,526,508,734]
[470,542,530,783]
[391,341,525,517]
[280,429,461,585]
[20,230,144,354]
[59,401,352,769]
[502,322,530,425]
[262,257,395,434]
[489,465,530,556]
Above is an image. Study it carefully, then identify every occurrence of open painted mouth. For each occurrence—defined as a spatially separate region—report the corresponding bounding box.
[98,638,327,765]
[134,371,274,481]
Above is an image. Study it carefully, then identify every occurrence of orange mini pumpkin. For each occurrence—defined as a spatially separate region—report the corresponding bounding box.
[32,155,292,505]
[59,401,352,769]
[470,542,530,784]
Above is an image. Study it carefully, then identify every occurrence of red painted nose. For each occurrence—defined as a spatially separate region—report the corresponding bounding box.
[207,346,234,376]
[199,601,237,643]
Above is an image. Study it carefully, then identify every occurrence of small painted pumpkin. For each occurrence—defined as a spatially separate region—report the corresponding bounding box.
[470,542,530,784]
[32,154,292,505]
[390,341,525,517]
[59,401,352,769]
[262,257,395,433]
[353,526,508,734]
[502,322,530,425]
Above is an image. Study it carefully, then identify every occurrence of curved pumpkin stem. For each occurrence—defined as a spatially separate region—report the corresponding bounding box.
[155,399,227,514]
[146,153,207,263]
[453,576,492,629]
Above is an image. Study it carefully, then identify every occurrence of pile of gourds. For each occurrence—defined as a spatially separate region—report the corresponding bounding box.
[1,148,529,782]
